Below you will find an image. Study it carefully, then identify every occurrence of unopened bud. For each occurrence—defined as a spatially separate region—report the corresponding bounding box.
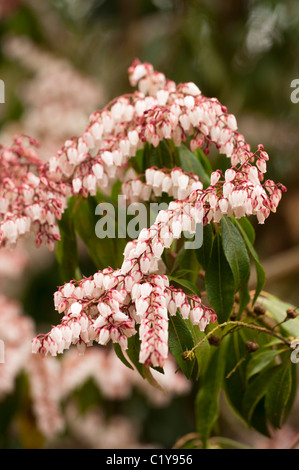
[286,308,298,319]
[208,335,220,346]
[245,341,259,353]
[253,305,266,316]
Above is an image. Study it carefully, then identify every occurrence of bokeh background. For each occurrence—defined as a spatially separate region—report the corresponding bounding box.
[0,0,298,449]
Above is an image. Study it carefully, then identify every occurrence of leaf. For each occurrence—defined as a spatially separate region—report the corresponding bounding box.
[178,144,210,187]
[284,362,297,420]
[236,217,255,245]
[143,140,175,170]
[250,398,270,437]
[242,365,278,424]
[265,361,294,428]
[56,197,80,283]
[142,367,167,393]
[256,293,299,338]
[221,216,251,291]
[224,331,251,419]
[205,234,235,323]
[195,148,213,177]
[187,320,211,379]
[235,219,266,305]
[126,332,145,378]
[74,196,117,270]
[113,343,134,371]
[195,338,228,447]
[246,349,283,379]
[168,312,195,379]
[196,223,214,271]
[168,275,202,297]
[171,245,199,284]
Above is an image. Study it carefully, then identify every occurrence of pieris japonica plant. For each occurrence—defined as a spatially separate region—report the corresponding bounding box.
[2,60,298,448]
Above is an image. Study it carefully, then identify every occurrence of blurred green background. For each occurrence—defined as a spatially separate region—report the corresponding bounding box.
[0,0,299,449]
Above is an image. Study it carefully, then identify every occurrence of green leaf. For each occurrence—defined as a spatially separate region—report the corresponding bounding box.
[265,361,294,428]
[195,148,213,177]
[256,293,299,337]
[236,217,255,245]
[168,312,195,379]
[171,246,199,284]
[113,343,134,371]
[242,365,278,424]
[142,366,167,392]
[187,320,211,379]
[246,349,283,379]
[168,275,202,297]
[196,223,214,270]
[143,140,175,170]
[126,332,145,378]
[195,338,228,447]
[56,197,80,283]
[178,144,210,187]
[221,216,251,291]
[284,362,297,420]
[205,234,235,323]
[74,196,117,270]
[250,398,270,437]
[235,219,266,305]
[224,331,251,419]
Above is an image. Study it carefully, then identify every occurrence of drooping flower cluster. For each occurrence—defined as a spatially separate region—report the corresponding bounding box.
[0,136,70,249]
[29,59,286,369]
[122,166,203,203]
[33,263,215,368]
[0,59,285,249]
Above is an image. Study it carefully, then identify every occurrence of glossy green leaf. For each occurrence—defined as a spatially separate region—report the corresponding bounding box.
[74,196,118,270]
[56,197,80,283]
[168,311,195,379]
[205,234,235,323]
[242,365,278,424]
[196,223,214,271]
[236,217,255,245]
[187,320,211,379]
[265,361,294,428]
[256,293,299,337]
[235,219,266,305]
[143,140,175,170]
[195,338,228,447]
[178,144,210,187]
[170,246,199,284]
[224,331,251,419]
[168,275,202,297]
[126,331,145,378]
[195,148,213,177]
[246,349,283,379]
[113,343,134,371]
[221,216,251,290]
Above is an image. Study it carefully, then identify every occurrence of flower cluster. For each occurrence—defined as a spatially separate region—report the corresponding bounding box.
[29,59,286,369]
[122,166,203,203]
[33,264,215,368]
[0,59,285,250]
[0,136,70,249]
